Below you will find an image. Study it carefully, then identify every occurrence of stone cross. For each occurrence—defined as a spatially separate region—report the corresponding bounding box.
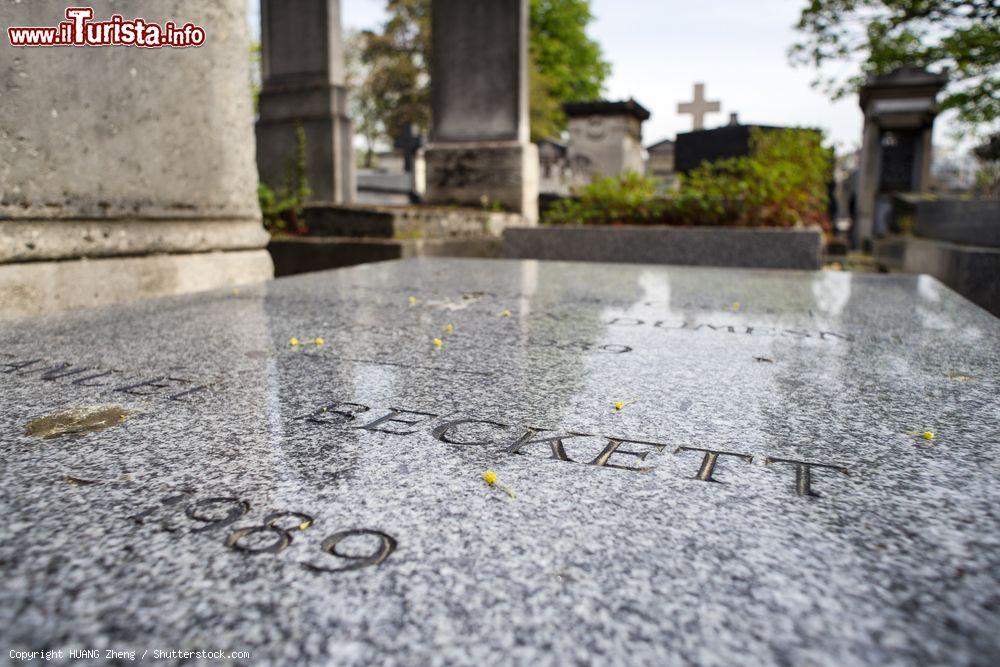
[677,83,721,131]
[393,123,424,174]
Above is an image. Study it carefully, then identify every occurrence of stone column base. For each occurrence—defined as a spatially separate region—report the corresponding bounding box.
[424,142,539,223]
[0,249,274,320]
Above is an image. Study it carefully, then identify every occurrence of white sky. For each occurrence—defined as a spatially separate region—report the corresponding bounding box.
[249,0,962,152]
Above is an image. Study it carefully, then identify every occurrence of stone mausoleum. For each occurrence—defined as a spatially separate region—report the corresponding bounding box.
[564,99,651,187]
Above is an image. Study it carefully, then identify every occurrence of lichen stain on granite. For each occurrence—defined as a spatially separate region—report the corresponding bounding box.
[24,406,129,439]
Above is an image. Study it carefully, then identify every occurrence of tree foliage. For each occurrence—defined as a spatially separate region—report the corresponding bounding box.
[789,0,1000,134]
[351,0,610,146]
[671,129,832,228]
[355,0,431,148]
[529,0,611,139]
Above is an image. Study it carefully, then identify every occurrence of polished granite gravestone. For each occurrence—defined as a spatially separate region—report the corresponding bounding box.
[2,258,999,665]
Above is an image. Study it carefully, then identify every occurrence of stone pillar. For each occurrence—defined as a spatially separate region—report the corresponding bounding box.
[256,0,355,205]
[855,67,947,247]
[855,119,882,249]
[0,0,272,319]
[424,0,538,223]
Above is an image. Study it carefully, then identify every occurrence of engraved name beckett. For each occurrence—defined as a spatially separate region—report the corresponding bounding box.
[299,400,852,498]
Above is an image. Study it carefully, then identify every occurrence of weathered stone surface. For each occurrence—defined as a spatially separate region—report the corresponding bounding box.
[303,204,521,239]
[503,225,824,269]
[429,0,525,143]
[0,250,273,320]
[564,99,650,185]
[909,197,1000,247]
[257,0,355,204]
[0,0,272,310]
[424,142,539,221]
[0,220,269,263]
[0,0,259,222]
[268,236,501,276]
[1,258,998,664]
[875,235,1000,316]
[424,0,538,221]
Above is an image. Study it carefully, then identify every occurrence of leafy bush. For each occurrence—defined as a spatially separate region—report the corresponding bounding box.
[545,172,665,225]
[543,128,832,229]
[259,124,311,235]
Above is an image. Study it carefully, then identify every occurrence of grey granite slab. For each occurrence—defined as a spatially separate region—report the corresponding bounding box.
[503,226,824,270]
[2,258,999,666]
[910,197,1000,247]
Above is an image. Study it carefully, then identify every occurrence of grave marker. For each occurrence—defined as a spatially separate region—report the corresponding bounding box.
[424,0,539,222]
[2,258,999,664]
[677,82,721,130]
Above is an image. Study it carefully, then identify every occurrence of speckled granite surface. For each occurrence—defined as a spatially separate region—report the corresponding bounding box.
[2,258,998,666]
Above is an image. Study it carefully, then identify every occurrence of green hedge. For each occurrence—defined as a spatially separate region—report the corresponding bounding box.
[545,128,831,229]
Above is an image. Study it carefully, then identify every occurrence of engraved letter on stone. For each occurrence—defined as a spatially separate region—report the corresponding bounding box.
[674,446,753,482]
[765,457,850,497]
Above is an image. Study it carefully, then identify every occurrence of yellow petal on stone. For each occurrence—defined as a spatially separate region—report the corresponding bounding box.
[445,323,454,335]
[483,470,496,485]
[922,431,935,440]
[289,337,300,346]
[433,338,443,349]
[499,309,512,317]
[314,337,325,346]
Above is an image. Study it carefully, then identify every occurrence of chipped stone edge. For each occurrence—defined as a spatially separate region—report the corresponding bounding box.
[0,219,270,263]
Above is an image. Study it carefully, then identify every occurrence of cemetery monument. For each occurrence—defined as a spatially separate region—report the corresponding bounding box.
[0,0,272,319]
[3,1,1000,663]
[677,82,721,131]
[564,99,651,187]
[424,0,539,222]
[256,0,356,205]
[2,257,999,663]
[855,67,947,246]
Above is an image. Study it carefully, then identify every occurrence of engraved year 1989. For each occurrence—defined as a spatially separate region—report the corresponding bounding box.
[128,489,396,573]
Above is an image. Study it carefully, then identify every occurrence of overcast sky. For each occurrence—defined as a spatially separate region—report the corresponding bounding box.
[249,0,960,152]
